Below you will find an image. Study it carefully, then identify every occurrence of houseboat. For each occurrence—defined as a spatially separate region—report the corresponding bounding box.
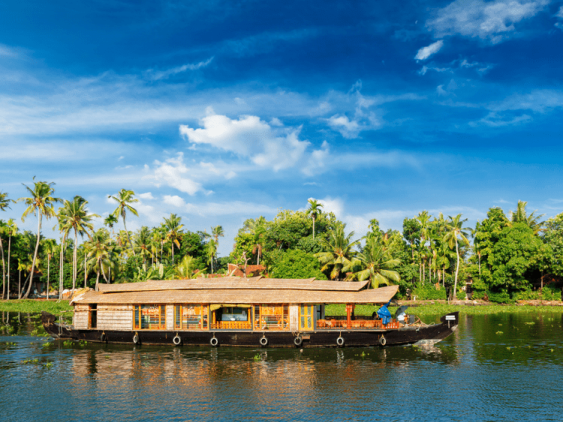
[42,277,459,347]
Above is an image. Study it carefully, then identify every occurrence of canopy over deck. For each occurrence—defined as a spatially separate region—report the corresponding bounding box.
[72,284,399,305]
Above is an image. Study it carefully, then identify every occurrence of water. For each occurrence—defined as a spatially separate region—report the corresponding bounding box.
[1,312,563,421]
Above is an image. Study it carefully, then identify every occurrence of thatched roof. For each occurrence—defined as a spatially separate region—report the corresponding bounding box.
[74,284,398,305]
[97,277,371,293]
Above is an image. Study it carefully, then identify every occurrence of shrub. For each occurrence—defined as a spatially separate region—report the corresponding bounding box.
[412,283,447,300]
[487,290,514,304]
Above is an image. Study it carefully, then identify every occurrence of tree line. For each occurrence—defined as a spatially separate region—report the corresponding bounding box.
[1,180,562,303]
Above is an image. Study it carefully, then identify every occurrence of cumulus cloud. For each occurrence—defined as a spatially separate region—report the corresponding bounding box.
[179,111,319,172]
[427,0,549,44]
[138,192,154,200]
[415,40,444,60]
[555,6,563,30]
[327,115,361,138]
[151,153,204,195]
[163,194,186,207]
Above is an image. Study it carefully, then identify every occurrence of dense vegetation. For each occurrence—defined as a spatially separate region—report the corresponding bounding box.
[1,182,562,303]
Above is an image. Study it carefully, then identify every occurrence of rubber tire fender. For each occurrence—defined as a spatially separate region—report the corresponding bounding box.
[173,334,181,346]
[379,335,386,346]
[133,333,140,345]
[336,336,345,347]
[294,336,303,347]
[100,332,106,342]
[260,336,268,347]
[210,337,219,347]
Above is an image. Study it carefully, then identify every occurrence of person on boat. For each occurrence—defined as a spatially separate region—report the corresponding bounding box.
[377,300,393,325]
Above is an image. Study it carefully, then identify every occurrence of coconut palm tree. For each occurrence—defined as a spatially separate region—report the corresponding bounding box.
[104,214,118,237]
[0,193,14,298]
[416,211,431,283]
[42,238,57,299]
[134,226,153,264]
[509,200,544,234]
[205,239,217,273]
[353,238,401,288]
[212,225,224,246]
[444,214,469,300]
[163,214,183,264]
[175,255,197,279]
[315,224,360,280]
[108,189,138,254]
[58,196,99,291]
[307,199,323,239]
[18,179,61,298]
[2,219,17,299]
[86,229,113,290]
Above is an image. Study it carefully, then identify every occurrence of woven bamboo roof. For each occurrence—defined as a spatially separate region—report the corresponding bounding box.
[97,277,371,293]
[74,285,398,305]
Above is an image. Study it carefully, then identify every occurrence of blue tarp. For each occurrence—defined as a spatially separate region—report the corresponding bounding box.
[377,301,392,325]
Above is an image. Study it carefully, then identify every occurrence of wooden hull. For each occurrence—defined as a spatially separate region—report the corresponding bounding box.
[42,311,459,348]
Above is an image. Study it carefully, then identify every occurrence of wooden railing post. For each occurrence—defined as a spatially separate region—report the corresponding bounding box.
[346,303,353,329]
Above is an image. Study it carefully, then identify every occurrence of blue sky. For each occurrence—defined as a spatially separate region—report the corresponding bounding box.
[1,0,563,255]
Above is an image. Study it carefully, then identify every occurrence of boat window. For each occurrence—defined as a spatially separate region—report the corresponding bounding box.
[221,307,249,322]
[254,305,289,331]
[133,305,166,330]
[89,304,97,329]
[174,305,208,330]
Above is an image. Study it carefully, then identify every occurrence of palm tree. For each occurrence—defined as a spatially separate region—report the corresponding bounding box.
[416,211,431,283]
[58,196,99,291]
[509,200,544,234]
[212,225,224,245]
[42,239,57,299]
[353,238,401,288]
[104,214,118,237]
[307,199,323,239]
[18,179,61,298]
[175,255,197,279]
[108,189,139,254]
[86,229,113,290]
[55,208,72,299]
[315,224,360,280]
[0,193,14,299]
[3,219,17,300]
[205,239,217,273]
[134,226,153,264]
[163,214,183,264]
[443,214,469,300]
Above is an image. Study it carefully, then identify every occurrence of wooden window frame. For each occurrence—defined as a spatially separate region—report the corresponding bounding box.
[174,304,209,330]
[254,304,289,331]
[133,304,166,330]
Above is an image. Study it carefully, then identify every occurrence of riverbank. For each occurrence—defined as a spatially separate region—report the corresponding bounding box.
[0,300,72,315]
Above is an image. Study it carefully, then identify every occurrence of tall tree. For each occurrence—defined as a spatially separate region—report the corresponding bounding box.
[444,214,469,300]
[58,196,98,291]
[315,224,359,280]
[104,214,118,237]
[42,238,57,299]
[3,219,17,299]
[353,237,401,288]
[509,200,545,234]
[306,199,323,239]
[18,179,61,298]
[108,189,139,254]
[0,192,14,298]
[163,214,183,264]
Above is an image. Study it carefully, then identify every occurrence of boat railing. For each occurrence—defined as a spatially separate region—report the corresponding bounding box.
[317,319,400,329]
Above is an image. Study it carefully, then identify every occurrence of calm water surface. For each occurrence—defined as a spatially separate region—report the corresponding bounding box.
[1,312,563,421]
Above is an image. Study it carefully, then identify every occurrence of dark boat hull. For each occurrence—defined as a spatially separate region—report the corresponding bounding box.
[42,311,459,348]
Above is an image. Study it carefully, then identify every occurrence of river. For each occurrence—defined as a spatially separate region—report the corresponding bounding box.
[1,312,562,421]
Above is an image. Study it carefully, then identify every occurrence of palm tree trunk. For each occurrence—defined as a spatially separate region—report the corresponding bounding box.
[123,213,135,255]
[6,234,11,300]
[0,237,5,299]
[453,237,460,300]
[313,216,316,239]
[84,254,87,288]
[18,269,21,299]
[478,253,481,281]
[47,256,50,300]
[59,240,64,299]
[172,244,175,265]
[73,230,78,291]
[23,211,42,299]
[95,268,100,291]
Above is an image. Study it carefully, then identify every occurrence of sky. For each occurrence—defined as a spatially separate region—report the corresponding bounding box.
[1,0,563,256]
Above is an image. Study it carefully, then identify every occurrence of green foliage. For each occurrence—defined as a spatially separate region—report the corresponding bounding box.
[487,290,514,304]
[412,283,447,300]
[0,299,72,315]
[269,249,327,280]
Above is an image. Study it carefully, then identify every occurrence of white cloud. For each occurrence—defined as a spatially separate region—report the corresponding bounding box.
[303,141,330,176]
[183,201,277,217]
[327,115,361,139]
[179,112,313,171]
[145,57,214,80]
[138,192,154,200]
[427,0,549,44]
[163,194,186,207]
[473,112,533,126]
[415,40,444,60]
[151,153,204,195]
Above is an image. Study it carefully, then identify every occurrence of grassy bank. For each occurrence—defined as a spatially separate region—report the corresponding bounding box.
[0,300,72,315]
[325,303,563,318]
